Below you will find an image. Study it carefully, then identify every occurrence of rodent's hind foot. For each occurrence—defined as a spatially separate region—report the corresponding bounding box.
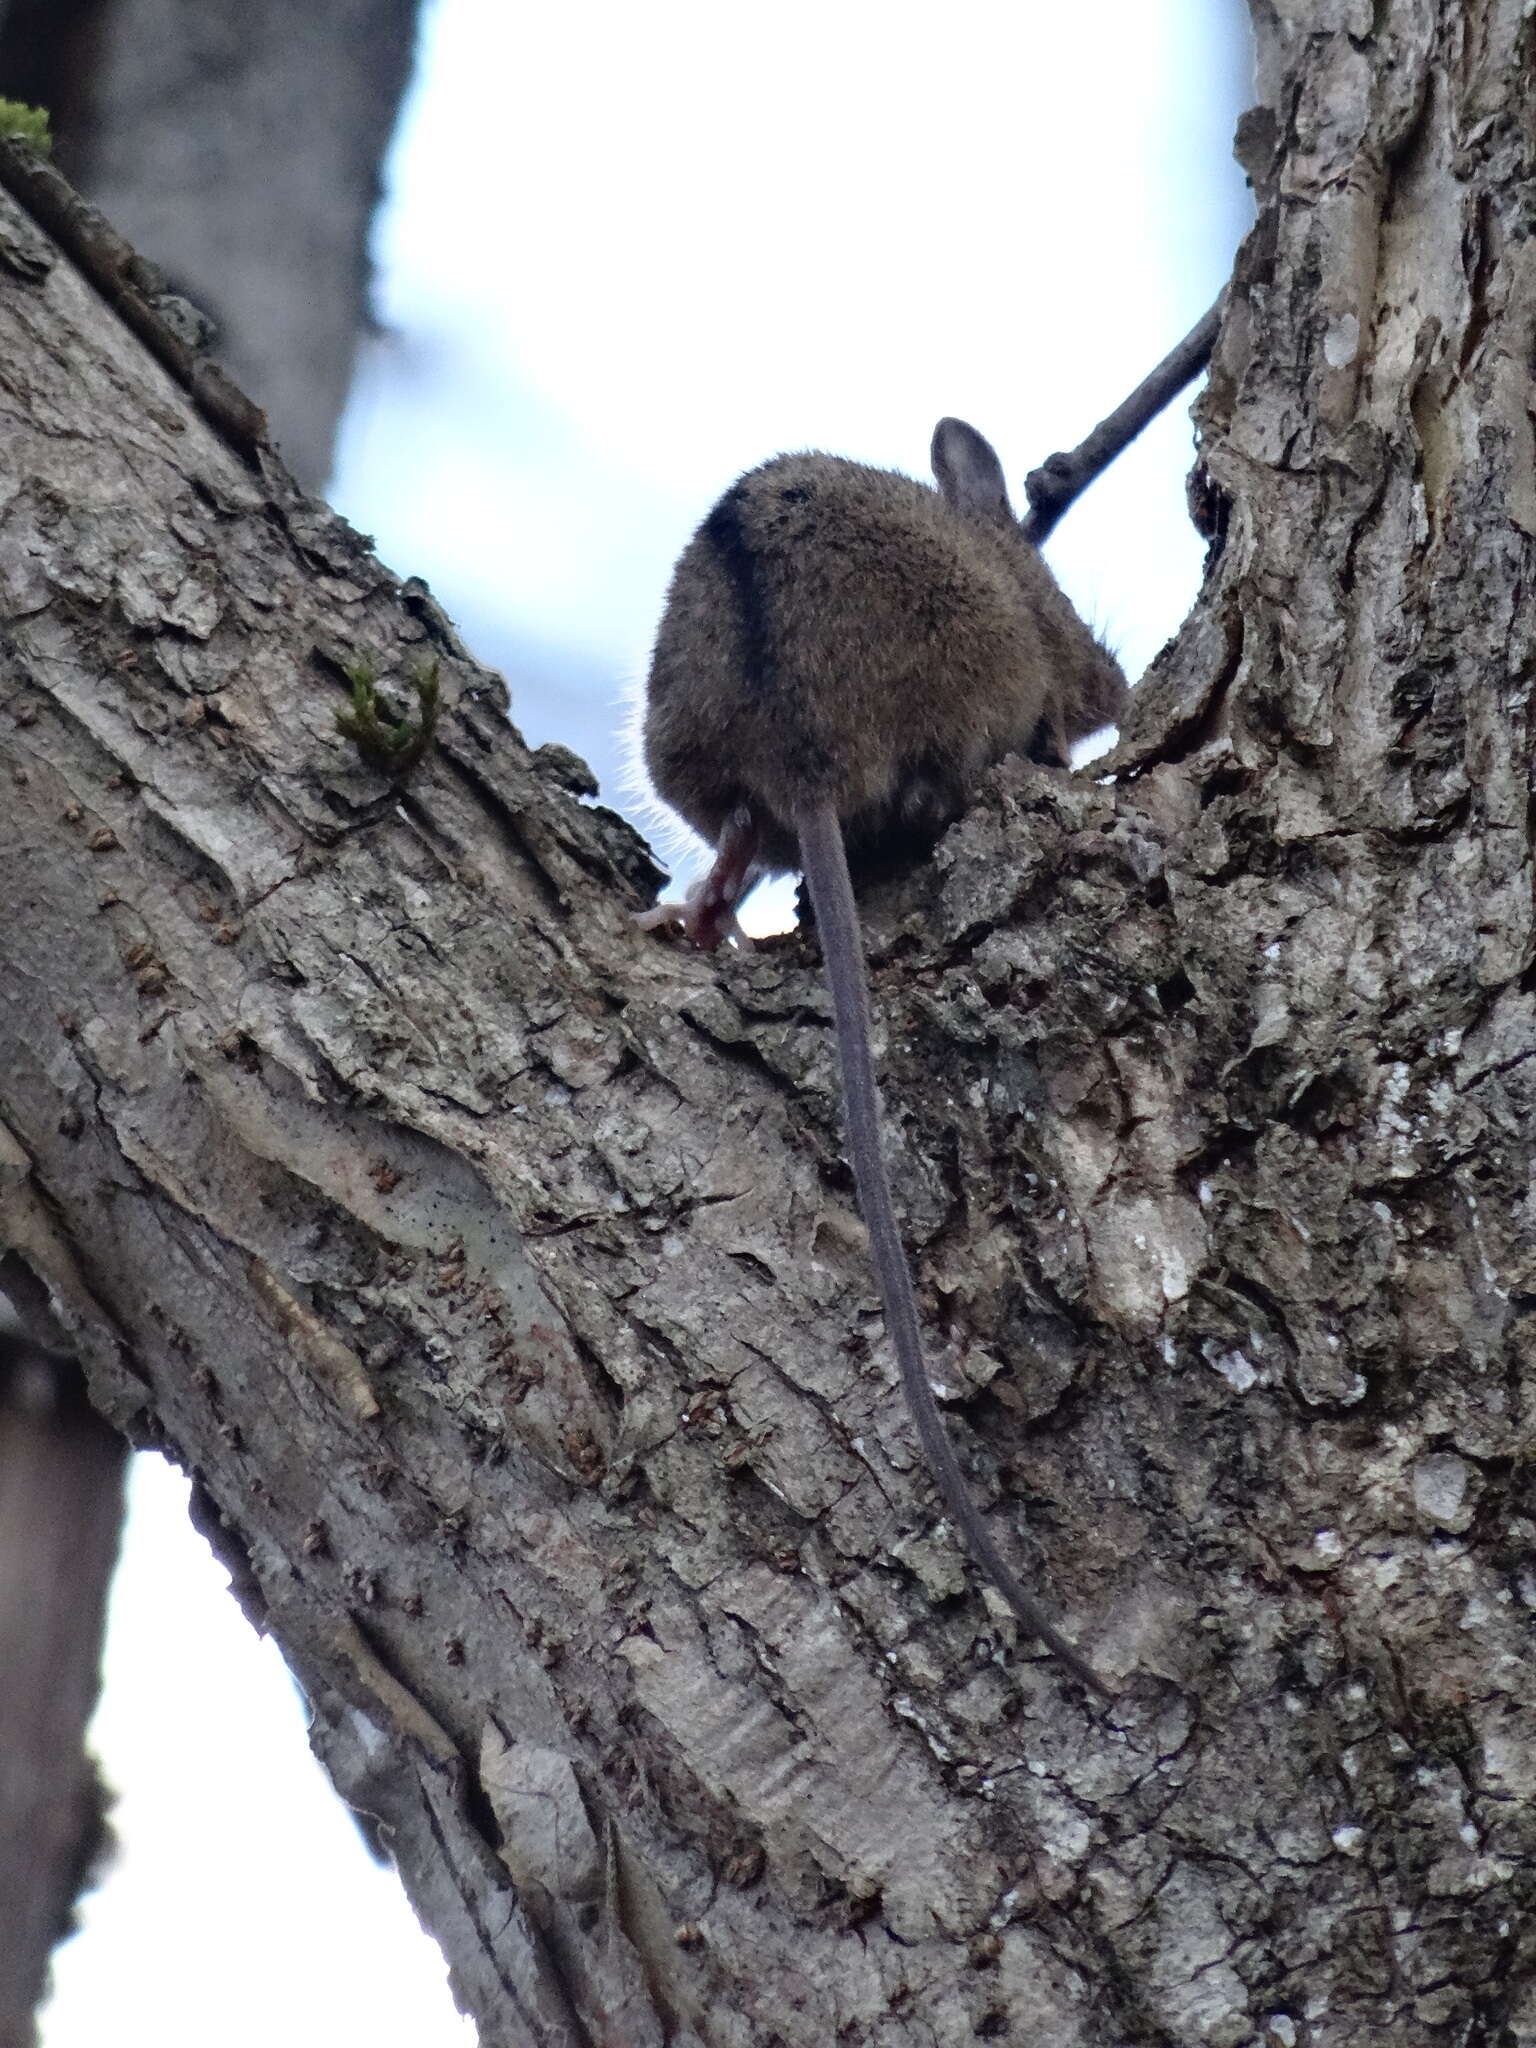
[636,806,765,953]
[633,892,755,953]
[633,898,689,934]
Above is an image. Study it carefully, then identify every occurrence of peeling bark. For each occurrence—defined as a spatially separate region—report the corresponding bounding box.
[2,4,1535,2040]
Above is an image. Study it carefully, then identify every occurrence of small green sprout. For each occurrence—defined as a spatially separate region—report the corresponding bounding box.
[0,101,52,153]
[335,659,440,777]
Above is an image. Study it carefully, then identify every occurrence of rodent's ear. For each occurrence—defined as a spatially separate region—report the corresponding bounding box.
[931,417,1014,524]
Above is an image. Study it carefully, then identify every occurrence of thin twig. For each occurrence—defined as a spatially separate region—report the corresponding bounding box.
[1022,297,1223,545]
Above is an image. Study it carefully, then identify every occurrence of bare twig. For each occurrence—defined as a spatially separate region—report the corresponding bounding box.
[1022,298,1222,545]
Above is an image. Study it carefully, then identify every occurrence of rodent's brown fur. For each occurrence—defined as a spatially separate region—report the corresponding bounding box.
[645,424,1126,876]
[640,420,1126,1697]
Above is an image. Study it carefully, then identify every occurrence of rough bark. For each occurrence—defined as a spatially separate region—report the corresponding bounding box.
[1,3,1535,2041]
[0,0,421,489]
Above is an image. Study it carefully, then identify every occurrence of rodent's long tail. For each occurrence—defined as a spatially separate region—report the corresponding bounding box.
[794,800,1112,1700]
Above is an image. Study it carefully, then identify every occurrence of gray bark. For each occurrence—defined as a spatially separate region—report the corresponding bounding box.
[2,2,1535,2040]
[0,12,415,2031]
[0,1305,122,2048]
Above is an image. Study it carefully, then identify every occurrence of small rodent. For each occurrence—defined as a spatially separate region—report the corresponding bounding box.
[639,418,1125,1697]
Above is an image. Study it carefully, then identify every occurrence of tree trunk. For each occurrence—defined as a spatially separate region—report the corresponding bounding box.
[0,1315,123,2048]
[0,12,417,2032]
[2,3,1534,2040]
[0,0,421,489]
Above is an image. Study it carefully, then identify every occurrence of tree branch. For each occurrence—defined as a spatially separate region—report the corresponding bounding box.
[1021,297,1221,544]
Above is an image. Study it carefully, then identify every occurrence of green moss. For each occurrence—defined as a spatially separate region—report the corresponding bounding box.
[0,101,52,153]
[334,659,440,777]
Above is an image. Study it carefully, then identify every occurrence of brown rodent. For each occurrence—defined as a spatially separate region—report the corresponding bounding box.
[639,418,1126,1697]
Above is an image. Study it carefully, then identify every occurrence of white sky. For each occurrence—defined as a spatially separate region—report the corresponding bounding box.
[41,1457,477,2045]
[40,3,1248,2043]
